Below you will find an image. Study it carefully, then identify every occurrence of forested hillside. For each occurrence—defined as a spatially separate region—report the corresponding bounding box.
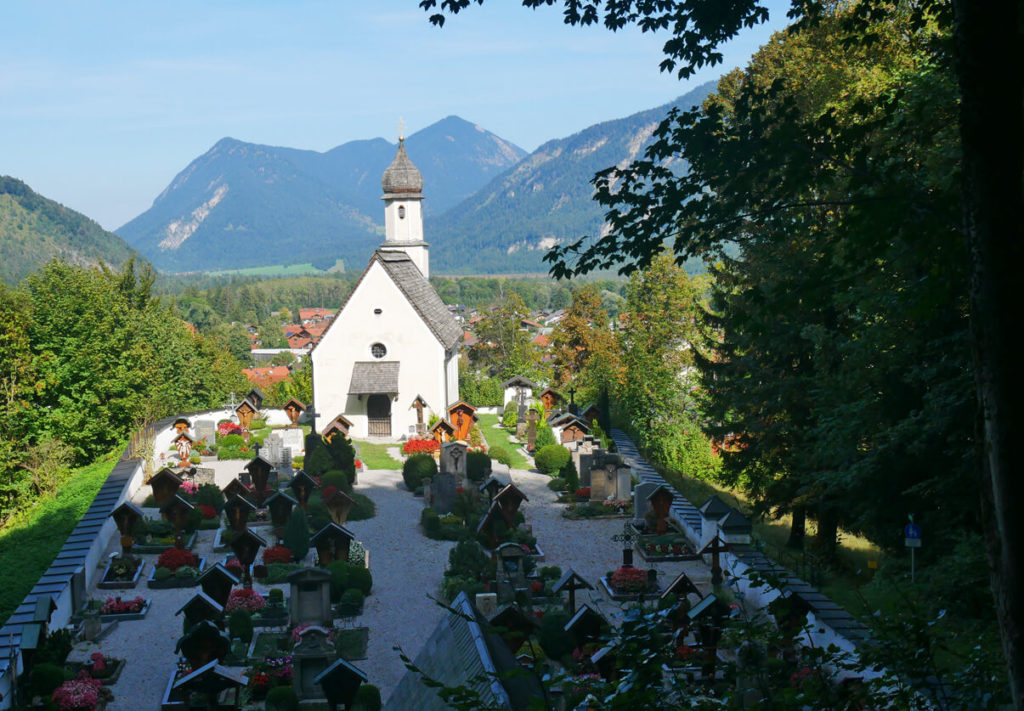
[0,259,248,525]
[0,177,142,284]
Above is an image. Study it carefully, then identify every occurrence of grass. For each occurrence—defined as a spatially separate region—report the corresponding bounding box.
[204,262,333,277]
[0,451,120,625]
[353,441,403,470]
[476,413,532,469]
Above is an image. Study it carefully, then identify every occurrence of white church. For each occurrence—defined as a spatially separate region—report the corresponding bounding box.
[311,139,462,439]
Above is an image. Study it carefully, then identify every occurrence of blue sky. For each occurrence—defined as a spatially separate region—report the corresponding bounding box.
[1,1,790,230]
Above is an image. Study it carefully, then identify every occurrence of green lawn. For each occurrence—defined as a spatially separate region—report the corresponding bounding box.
[204,262,332,277]
[476,413,532,470]
[353,441,403,470]
[0,451,120,625]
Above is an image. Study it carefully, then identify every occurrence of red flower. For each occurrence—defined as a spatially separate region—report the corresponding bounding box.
[157,548,197,572]
[322,485,338,501]
[262,545,294,565]
[609,566,649,593]
[198,504,218,520]
[402,439,439,454]
[530,580,544,594]
[574,487,591,499]
[354,459,363,469]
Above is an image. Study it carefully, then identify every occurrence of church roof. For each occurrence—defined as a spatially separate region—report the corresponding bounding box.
[375,251,462,349]
[349,361,400,394]
[382,139,424,195]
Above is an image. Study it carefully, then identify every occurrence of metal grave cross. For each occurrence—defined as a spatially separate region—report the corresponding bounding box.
[611,522,639,568]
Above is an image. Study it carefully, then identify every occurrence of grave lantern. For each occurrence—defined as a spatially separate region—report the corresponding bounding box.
[311,522,354,568]
[160,494,194,549]
[244,454,273,507]
[223,494,256,532]
[266,491,297,539]
[150,468,183,506]
[230,527,267,588]
[109,501,144,556]
[648,485,675,535]
[289,470,319,510]
[315,657,368,711]
[198,563,239,607]
[171,657,246,711]
[283,398,306,427]
[176,591,225,630]
[323,488,355,526]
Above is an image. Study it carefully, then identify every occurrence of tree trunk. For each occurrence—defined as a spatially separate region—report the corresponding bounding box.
[815,507,838,561]
[786,506,806,550]
[952,2,1024,706]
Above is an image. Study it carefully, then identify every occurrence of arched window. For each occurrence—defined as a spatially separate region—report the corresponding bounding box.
[398,205,406,219]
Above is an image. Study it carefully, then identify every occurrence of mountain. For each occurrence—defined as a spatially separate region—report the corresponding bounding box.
[427,82,717,274]
[117,117,526,272]
[0,176,143,284]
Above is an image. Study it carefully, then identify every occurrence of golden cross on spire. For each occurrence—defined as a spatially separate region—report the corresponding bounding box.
[397,116,406,142]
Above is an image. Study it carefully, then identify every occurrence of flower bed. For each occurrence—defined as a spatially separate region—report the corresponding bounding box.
[74,596,151,623]
[67,652,126,686]
[131,531,197,555]
[98,556,145,590]
[599,566,661,601]
[53,671,111,711]
[402,438,439,455]
[147,553,205,589]
[225,587,267,614]
[637,537,699,562]
[562,500,634,520]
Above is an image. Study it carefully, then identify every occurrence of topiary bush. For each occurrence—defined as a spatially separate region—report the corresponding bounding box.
[304,446,334,477]
[447,539,493,580]
[327,560,373,601]
[466,451,491,483]
[30,663,67,699]
[535,444,570,475]
[490,446,512,467]
[420,507,441,537]
[502,401,518,427]
[196,483,226,512]
[348,492,376,521]
[558,457,580,491]
[266,685,299,711]
[402,454,437,491]
[538,608,573,661]
[321,469,350,493]
[547,477,569,492]
[228,609,254,643]
[352,684,382,711]
[282,508,310,561]
[535,424,557,449]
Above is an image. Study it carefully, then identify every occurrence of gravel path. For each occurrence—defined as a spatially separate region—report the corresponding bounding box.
[95,449,715,708]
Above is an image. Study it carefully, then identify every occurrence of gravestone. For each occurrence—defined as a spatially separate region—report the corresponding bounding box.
[525,408,540,453]
[495,543,528,603]
[294,626,336,699]
[279,427,305,457]
[590,465,608,502]
[634,481,660,522]
[193,467,215,485]
[475,593,498,618]
[440,441,467,480]
[615,466,632,501]
[194,419,216,443]
[264,433,284,468]
[431,472,457,515]
[288,568,333,626]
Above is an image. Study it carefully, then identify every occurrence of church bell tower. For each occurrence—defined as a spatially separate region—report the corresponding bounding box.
[380,136,429,278]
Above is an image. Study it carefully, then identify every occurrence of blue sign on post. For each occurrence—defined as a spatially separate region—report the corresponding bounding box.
[904,523,922,540]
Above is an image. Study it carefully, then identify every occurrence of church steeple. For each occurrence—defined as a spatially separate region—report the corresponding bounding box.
[380,137,429,278]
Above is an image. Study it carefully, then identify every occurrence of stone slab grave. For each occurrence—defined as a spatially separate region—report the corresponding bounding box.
[433,440,467,514]
[264,433,284,469]
[194,419,216,444]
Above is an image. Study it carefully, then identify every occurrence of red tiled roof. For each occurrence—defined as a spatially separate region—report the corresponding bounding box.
[532,333,551,347]
[241,366,291,388]
[288,335,313,349]
[299,307,334,321]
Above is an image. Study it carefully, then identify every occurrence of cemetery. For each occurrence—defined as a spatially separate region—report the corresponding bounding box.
[0,394,882,711]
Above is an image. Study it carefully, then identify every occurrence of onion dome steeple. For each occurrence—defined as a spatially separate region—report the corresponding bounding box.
[382,138,423,196]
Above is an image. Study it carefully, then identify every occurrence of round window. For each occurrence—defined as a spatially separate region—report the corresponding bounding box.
[371,343,387,359]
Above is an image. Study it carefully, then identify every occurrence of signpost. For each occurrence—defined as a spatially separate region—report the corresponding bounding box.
[904,515,922,582]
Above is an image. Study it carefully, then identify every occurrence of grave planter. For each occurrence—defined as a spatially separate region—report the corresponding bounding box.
[98,558,146,590]
[599,575,661,602]
[73,598,151,623]
[67,658,126,686]
[160,669,188,711]
[147,557,207,589]
[133,531,198,555]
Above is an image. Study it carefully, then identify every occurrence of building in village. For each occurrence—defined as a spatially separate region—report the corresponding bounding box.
[311,138,461,439]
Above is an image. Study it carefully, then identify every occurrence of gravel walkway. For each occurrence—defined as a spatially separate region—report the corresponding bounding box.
[92,449,716,708]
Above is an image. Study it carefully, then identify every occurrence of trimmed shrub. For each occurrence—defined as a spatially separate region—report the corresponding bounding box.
[353,684,382,711]
[539,565,562,580]
[196,483,226,512]
[228,609,254,643]
[490,446,512,467]
[558,457,580,491]
[447,539,493,580]
[220,433,244,448]
[30,663,67,699]
[535,424,556,449]
[538,609,573,660]
[535,445,570,475]
[348,492,376,521]
[466,451,491,483]
[441,575,485,602]
[174,565,198,579]
[304,446,334,477]
[547,477,569,492]
[468,425,485,448]
[266,686,299,711]
[502,401,518,427]
[268,587,284,604]
[307,499,331,532]
[340,588,365,609]
[321,469,350,493]
[327,560,373,600]
[402,454,437,491]
[154,566,173,580]
[420,508,441,537]
[282,509,310,561]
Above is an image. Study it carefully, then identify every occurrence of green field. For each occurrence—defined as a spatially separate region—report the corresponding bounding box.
[0,452,119,625]
[353,440,404,470]
[203,261,343,277]
[476,413,532,469]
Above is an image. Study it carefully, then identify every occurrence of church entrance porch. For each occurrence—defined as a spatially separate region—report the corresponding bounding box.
[367,394,392,437]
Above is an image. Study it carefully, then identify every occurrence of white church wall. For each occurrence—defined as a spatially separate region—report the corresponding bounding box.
[312,261,448,439]
[446,350,460,408]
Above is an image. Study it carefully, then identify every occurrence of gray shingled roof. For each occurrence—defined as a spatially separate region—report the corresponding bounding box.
[381,139,424,195]
[375,251,462,349]
[348,361,400,394]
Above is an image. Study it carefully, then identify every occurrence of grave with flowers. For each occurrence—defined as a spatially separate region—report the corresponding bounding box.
[65,650,126,687]
[73,595,151,623]
[149,547,206,589]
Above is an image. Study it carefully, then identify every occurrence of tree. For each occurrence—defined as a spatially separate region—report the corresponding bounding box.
[423,2,1024,701]
[469,291,541,379]
[549,284,617,395]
